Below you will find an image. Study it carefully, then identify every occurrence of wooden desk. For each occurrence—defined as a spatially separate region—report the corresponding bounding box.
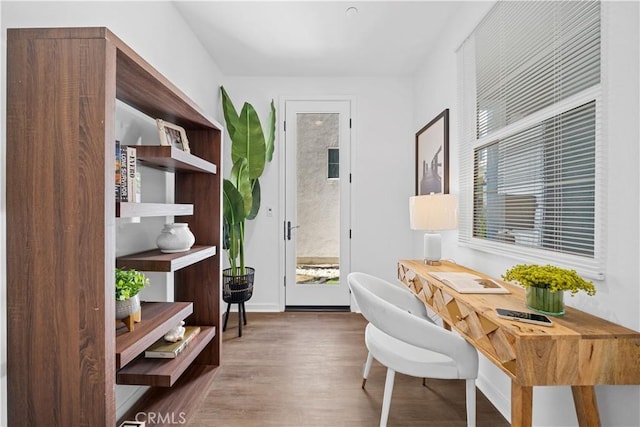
[398,260,640,427]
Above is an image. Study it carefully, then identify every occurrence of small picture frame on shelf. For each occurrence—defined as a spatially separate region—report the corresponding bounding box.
[156,119,191,153]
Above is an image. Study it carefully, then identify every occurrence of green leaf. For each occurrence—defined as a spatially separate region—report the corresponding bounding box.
[220,86,239,140]
[265,99,276,162]
[222,179,245,226]
[230,159,253,217]
[232,102,266,180]
[247,179,261,220]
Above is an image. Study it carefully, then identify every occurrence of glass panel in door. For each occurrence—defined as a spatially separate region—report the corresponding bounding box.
[295,113,340,287]
[284,100,351,307]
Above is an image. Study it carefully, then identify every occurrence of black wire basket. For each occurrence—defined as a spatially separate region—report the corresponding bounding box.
[222,267,255,303]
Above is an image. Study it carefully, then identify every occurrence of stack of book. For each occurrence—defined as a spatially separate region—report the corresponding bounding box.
[144,326,201,359]
[115,140,138,202]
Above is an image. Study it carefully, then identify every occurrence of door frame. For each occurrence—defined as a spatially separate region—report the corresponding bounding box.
[277,95,356,311]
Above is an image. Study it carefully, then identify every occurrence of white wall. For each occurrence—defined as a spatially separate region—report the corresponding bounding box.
[0,2,226,424]
[413,2,640,426]
[221,77,414,311]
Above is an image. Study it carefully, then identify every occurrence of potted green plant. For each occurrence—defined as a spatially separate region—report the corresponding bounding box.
[220,87,275,308]
[115,267,149,331]
[502,264,596,316]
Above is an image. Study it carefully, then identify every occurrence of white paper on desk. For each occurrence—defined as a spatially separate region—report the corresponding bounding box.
[430,272,510,294]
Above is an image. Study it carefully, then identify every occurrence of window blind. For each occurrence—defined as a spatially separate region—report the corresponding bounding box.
[458,1,604,279]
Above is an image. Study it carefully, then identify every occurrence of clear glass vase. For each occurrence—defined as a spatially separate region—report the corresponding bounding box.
[526,286,565,316]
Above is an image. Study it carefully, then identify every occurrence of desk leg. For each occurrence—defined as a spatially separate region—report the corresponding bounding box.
[571,386,601,427]
[511,382,533,427]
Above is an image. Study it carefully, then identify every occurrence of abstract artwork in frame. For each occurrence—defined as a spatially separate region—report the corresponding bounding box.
[415,109,449,195]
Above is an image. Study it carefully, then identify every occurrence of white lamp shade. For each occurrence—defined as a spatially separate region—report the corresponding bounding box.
[409,194,458,231]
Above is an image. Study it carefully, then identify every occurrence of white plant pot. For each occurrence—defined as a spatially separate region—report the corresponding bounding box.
[115,294,141,320]
[156,222,195,253]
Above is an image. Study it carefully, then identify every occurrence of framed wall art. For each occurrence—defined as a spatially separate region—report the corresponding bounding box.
[156,119,191,153]
[415,109,449,195]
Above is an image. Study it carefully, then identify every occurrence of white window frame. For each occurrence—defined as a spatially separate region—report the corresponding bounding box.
[457,2,606,280]
[327,147,340,180]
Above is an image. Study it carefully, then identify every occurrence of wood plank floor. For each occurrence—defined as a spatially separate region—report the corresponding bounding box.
[189,312,509,426]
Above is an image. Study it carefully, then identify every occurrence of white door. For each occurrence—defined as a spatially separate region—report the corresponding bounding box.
[284,99,351,307]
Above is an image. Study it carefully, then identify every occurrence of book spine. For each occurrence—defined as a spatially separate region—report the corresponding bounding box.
[135,172,141,203]
[115,140,121,201]
[145,340,187,359]
[143,350,181,359]
[127,147,137,202]
[120,146,128,202]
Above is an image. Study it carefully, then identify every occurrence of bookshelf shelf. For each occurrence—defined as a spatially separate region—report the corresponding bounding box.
[121,364,219,422]
[117,245,217,272]
[116,302,193,369]
[136,145,217,174]
[117,326,216,387]
[117,202,194,218]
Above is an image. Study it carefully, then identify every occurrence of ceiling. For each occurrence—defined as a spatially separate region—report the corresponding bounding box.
[173,1,463,77]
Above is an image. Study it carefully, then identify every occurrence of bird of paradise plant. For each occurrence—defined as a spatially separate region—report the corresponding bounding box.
[221,86,275,276]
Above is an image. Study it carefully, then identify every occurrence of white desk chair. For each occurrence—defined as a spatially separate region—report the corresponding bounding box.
[348,272,479,427]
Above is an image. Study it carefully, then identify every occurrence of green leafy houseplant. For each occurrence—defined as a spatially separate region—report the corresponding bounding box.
[502,264,596,296]
[503,264,595,316]
[115,267,149,301]
[221,86,275,276]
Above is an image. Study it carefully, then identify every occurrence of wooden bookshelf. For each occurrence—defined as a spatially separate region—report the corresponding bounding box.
[6,27,222,426]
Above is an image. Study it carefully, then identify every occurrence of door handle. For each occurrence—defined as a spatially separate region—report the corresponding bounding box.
[286,221,300,240]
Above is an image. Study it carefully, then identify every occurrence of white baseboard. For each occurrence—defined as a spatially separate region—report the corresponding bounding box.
[222,302,281,312]
[116,385,149,422]
[476,370,511,424]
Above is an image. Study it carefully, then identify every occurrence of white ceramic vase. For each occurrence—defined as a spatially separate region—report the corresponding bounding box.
[156,222,195,253]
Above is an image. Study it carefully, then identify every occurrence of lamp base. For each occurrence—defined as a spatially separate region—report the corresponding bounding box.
[423,232,442,264]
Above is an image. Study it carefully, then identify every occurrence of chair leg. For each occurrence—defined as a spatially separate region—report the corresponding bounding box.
[466,379,476,427]
[238,303,243,337]
[380,368,395,427]
[362,351,374,388]
[223,303,231,331]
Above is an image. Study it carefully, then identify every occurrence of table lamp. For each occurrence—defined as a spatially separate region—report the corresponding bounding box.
[409,194,458,265]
